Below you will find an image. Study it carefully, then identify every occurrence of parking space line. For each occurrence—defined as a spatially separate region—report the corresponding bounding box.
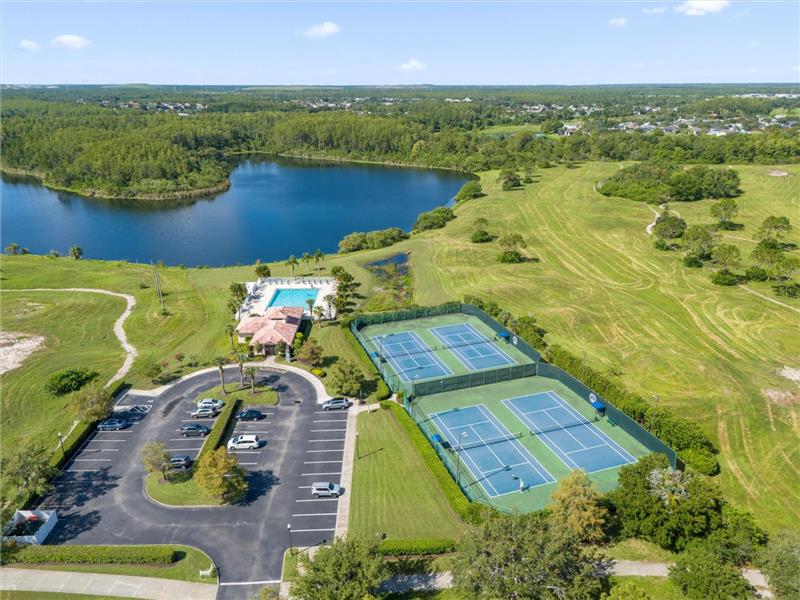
[304,460,343,464]
[311,429,346,432]
[236,430,269,434]
[181,419,217,422]
[64,469,101,472]
[291,528,335,533]
[239,462,258,466]
[230,451,260,454]
[73,458,112,462]
[314,410,349,414]
[306,449,343,453]
[168,438,207,442]
[309,439,345,443]
[82,448,119,452]
[292,513,337,517]
[167,448,203,452]
[86,439,126,443]
[301,472,341,476]
[295,498,339,502]
[313,420,347,423]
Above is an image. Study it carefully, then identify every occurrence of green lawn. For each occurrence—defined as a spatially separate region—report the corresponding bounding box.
[9,545,216,584]
[603,539,677,563]
[197,383,279,406]
[609,576,685,600]
[145,471,222,506]
[478,124,542,137]
[349,408,465,540]
[395,163,800,532]
[0,292,125,457]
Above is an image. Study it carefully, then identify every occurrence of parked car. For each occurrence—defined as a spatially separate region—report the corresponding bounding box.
[178,424,210,437]
[170,455,193,470]
[311,482,342,498]
[322,398,351,411]
[97,418,129,431]
[191,406,219,419]
[227,434,260,450]
[235,408,265,421]
[197,398,224,410]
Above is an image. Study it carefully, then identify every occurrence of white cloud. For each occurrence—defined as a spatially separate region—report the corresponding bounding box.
[19,39,40,52]
[397,58,427,72]
[675,1,731,16]
[642,6,667,14]
[50,34,92,49]
[303,21,340,39]
[608,17,628,28]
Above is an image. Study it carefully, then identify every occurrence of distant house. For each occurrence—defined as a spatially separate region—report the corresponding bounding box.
[236,307,304,355]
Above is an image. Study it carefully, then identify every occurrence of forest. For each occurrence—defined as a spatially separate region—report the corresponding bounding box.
[2,84,799,199]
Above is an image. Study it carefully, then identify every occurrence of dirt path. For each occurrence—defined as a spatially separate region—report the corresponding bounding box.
[741,285,800,314]
[2,287,137,387]
[646,203,680,236]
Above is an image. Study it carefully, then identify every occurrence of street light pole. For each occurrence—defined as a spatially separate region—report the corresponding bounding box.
[356,432,360,460]
[287,523,293,555]
[652,394,660,407]
[57,432,65,456]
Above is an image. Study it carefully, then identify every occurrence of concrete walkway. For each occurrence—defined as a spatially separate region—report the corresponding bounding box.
[0,567,218,600]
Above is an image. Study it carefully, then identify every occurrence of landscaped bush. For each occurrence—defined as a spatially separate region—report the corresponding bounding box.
[744,266,769,281]
[682,255,704,268]
[2,544,176,565]
[497,249,525,263]
[680,447,721,476]
[710,269,741,286]
[412,207,455,232]
[198,398,242,460]
[311,368,326,378]
[380,401,485,523]
[470,229,493,243]
[378,538,456,556]
[44,367,98,396]
[774,282,800,298]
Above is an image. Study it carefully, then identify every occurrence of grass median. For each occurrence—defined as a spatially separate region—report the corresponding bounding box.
[146,397,242,506]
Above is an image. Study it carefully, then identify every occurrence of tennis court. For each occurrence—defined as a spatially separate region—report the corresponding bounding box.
[430,323,515,371]
[430,404,555,497]
[503,392,637,473]
[372,331,452,382]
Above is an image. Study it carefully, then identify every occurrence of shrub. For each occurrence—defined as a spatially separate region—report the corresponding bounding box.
[377,538,456,556]
[2,544,175,565]
[198,398,242,460]
[413,207,455,232]
[454,180,484,202]
[774,282,800,298]
[669,543,753,599]
[652,239,670,251]
[710,269,741,286]
[497,250,525,263]
[682,255,703,268]
[680,447,720,476]
[338,227,408,253]
[470,229,493,243]
[310,368,326,378]
[744,266,769,281]
[44,368,98,396]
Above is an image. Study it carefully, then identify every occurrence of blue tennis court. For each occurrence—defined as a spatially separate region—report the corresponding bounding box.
[431,404,555,497]
[503,392,637,473]
[371,331,452,382]
[429,323,515,371]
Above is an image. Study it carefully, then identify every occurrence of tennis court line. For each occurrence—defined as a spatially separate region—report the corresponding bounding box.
[375,330,452,382]
[428,323,514,372]
[462,322,516,364]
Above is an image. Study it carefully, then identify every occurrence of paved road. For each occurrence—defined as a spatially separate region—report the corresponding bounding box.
[39,366,348,599]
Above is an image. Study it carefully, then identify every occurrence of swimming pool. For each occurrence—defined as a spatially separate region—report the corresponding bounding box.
[267,288,319,310]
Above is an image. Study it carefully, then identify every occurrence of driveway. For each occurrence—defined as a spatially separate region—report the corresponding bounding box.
[39,366,348,599]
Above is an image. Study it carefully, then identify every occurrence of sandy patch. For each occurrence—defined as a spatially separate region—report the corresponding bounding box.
[0,331,45,375]
[761,388,800,406]
[778,365,800,385]
[768,169,789,177]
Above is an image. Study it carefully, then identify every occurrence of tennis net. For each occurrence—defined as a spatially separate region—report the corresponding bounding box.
[528,415,600,437]
[380,335,499,359]
[457,431,523,451]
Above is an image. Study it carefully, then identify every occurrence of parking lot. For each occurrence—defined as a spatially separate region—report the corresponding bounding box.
[38,366,350,599]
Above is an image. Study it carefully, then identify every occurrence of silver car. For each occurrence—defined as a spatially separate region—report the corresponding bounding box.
[311,482,342,498]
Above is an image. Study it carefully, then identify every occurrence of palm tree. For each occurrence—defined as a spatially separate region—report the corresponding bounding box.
[236,353,249,386]
[301,252,312,274]
[244,366,258,394]
[305,297,315,316]
[286,255,299,277]
[254,263,271,279]
[225,324,236,352]
[313,249,324,274]
[69,245,83,260]
[4,242,20,255]
[213,356,227,393]
[313,305,324,323]
[323,294,336,321]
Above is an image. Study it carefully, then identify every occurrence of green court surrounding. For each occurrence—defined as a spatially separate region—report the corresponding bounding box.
[358,312,535,383]
[411,376,652,512]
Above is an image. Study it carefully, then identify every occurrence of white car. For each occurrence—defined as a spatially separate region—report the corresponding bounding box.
[197,398,224,411]
[190,406,219,419]
[227,434,260,450]
[311,482,342,498]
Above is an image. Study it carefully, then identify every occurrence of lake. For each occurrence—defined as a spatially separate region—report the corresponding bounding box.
[0,157,468,266]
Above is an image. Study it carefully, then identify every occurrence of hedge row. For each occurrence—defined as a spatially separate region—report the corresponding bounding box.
[2,544,176,565]
[544,345,719,475]
[378,538,456,556]
[380,401,484,523]
[199,397,243,460]
[341,322,391,402]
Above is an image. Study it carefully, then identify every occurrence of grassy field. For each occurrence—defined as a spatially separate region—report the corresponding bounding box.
[396,163,800,531]
[196,383,279,406]
[9,545,216,583]
[479,123,542,137]
[0,292,125,456]
[349,408,465,540]
[145,471,223,506]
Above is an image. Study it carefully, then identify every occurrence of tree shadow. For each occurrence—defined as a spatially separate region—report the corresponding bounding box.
[240,470,280,504]
[45,509,103,543]
[41,468,122,510]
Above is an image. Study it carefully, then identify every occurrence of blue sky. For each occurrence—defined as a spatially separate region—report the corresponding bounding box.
[2,1,798,85]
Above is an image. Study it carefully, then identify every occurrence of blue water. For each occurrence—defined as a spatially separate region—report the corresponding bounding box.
[267,288,319,309]
[0,157,469,266]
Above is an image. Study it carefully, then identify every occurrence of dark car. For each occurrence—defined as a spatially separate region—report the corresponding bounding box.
[178,424,210,437]
[170,455,193,470]
[97,418,129,431]
[235,408,265,421]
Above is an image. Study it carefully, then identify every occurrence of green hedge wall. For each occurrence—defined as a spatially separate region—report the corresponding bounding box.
[2,544,176,565]
[378,538,456,556]
[381,401,485,523]
[198,397,243,460]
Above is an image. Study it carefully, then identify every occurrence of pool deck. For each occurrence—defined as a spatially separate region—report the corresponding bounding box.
[239,276,338,319]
